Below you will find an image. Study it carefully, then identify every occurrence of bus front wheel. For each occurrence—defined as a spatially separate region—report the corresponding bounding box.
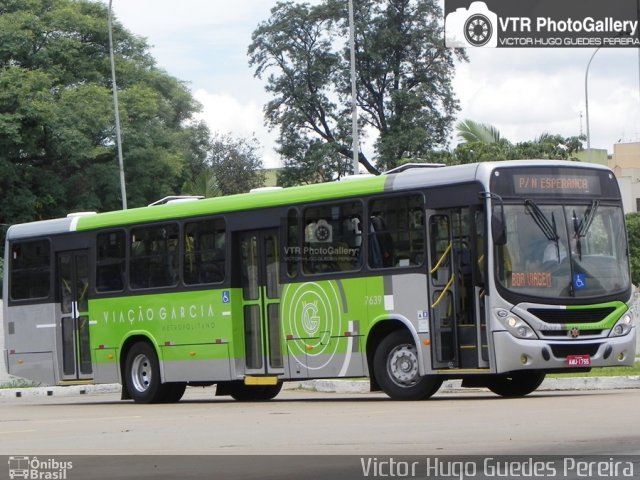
[124,342,166,404]
[486,371,545,397]
[374,330,442,400]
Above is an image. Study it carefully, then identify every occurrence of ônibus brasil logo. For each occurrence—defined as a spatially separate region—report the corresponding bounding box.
[8,456,73,480]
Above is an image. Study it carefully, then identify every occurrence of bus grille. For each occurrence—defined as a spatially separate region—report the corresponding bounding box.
[550,343,601,358]
[540,330,603,337]
[528,308,615,324]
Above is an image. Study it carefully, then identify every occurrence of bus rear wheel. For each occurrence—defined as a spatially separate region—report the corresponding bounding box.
[374,330,442,400]
[228,381,283,401]
[124,342,167,404]
[486,371,545,397]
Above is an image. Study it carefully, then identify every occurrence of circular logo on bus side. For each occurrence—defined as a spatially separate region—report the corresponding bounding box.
[301,301,321,335]
[282,281,342,370]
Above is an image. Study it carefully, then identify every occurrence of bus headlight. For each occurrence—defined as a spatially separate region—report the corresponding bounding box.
[609,314,633,338]
[498,312,537,339]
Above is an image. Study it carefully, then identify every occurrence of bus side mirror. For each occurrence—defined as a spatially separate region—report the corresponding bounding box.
[491,206,507,246]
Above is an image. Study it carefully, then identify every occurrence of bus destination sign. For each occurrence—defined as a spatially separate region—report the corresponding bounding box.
[513,173,601,195]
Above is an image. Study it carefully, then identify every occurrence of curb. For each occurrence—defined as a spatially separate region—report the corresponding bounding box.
[0,383,121,399]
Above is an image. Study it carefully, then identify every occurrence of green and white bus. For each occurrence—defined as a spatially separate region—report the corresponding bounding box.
[2,160,635,402]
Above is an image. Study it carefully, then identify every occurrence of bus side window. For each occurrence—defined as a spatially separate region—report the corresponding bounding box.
[130,223,179,289]
[369,195,424,269]
[96,231,125,292]
[184,218,226,285]
[369,214,394,268]
[10,240,51,300]
[302,202,362,274]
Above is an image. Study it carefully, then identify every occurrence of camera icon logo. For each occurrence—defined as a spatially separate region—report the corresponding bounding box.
[445,1,498,48]
[305,219,333,243]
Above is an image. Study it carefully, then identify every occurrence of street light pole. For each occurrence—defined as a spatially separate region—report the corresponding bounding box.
[584,47,601,150]
[108,0,127,210]
[348,0,359,175]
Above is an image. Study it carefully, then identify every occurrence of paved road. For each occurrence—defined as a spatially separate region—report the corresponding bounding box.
[1,386,639,456]
[2,386,639,479]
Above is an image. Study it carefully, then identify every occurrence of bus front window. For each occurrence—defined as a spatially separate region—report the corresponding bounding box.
[495,203,629,299]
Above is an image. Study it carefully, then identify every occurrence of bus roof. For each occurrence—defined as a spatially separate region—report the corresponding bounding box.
[70,173,386,233]
[5,160,612,239]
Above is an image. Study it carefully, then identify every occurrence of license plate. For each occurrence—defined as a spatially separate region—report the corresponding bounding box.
[566,355,591,367]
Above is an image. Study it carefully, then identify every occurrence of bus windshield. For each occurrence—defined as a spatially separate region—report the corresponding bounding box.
[495,202,629,299]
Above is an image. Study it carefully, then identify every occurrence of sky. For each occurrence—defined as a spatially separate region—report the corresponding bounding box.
[102,0,640,169]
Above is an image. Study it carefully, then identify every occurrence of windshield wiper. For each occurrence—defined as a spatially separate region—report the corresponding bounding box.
[572,210,582,259]
[572,200,599,260]
[525,199,562,263]
[525,199,558,241]
[577,200,599,237]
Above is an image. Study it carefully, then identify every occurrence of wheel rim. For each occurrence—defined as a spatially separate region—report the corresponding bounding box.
[387,343,420,387]
[131,353,152,393]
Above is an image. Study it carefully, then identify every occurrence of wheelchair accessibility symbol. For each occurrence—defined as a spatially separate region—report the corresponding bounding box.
[573,273,586,290]
[222,291,230,304]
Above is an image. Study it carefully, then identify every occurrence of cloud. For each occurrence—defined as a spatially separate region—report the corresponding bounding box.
[107,1,265,35]
[105,0,640,165]
[193,89,280,168]
[454,48,640,151]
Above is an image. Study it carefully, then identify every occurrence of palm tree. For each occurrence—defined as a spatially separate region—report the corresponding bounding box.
[182,170,221,198]
[456,119,505,144]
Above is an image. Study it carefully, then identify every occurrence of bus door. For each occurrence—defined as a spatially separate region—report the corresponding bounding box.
[238,229,284,377]
[426,208,487,370]
[56,250,93,381]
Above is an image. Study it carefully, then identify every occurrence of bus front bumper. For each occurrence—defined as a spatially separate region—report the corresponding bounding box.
[492,327,636,373]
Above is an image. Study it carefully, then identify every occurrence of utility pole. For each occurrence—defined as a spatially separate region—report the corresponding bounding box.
[108,0,128,209]
[348,0,359,175]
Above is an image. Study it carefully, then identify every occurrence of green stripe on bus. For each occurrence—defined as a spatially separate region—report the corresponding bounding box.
[76,176,387,231]
[564,301,628,329]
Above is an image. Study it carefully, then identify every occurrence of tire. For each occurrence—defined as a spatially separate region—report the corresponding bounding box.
[486,371,545,398]
[160,382,187,403]
[374,330,442,400]
[229,381,283,401]
[124,342,166,404]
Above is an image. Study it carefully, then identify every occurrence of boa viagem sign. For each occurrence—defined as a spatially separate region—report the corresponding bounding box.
[444,0,640,48]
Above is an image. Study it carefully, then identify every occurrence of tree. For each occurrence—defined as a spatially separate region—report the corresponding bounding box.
[626,212,640,287]
[249,0,465,180]
[180,134,266,196]
[0,0,210,242]
[456,119,504,144]
[181,170,221,198]
[276,139,354,187]
[208,134,266,196]
[447,119,585,164]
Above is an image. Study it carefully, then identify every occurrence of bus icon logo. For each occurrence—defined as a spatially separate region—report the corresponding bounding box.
[8,456,29,479]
